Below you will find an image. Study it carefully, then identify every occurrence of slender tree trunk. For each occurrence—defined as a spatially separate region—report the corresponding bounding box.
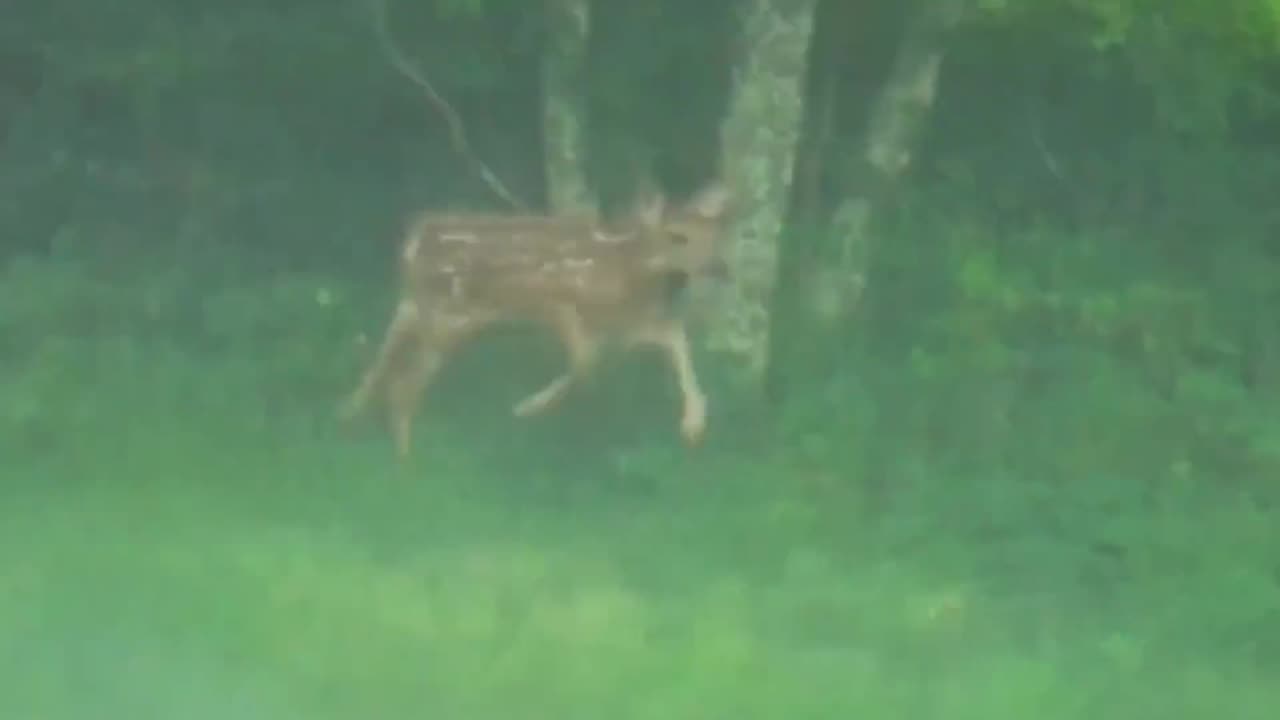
[542,0,593,213]
[805,0,967,327]
[709,0,818,379]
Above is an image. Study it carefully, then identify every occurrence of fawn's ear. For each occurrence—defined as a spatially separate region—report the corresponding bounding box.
[684,182,730,219]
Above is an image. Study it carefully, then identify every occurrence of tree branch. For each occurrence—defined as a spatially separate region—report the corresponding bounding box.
[370,0,528,210]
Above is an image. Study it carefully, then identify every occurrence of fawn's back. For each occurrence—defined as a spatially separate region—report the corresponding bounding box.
[398,185,729,329]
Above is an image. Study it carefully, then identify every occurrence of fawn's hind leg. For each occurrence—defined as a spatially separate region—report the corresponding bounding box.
[386,339,446,460]
[339,299,420,423]
[385,307,486,460]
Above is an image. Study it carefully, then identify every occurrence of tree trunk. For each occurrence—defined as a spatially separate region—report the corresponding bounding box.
[805,0,967,328]
[542,0,593,213]
[709,0,818,379]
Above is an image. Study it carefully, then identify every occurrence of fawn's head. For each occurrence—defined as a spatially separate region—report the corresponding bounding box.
[627,183,732,280]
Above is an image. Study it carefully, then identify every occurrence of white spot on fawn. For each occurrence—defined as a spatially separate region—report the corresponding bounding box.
[593,230,629,244]
[403,237,421,262]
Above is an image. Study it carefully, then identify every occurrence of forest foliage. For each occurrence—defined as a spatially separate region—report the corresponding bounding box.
[1,0,1278,498]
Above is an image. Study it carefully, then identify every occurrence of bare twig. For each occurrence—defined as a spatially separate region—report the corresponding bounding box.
[370,0,528,210]
[1026,94,1065,182]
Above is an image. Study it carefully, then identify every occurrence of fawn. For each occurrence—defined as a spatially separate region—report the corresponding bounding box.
[338,182,732,459]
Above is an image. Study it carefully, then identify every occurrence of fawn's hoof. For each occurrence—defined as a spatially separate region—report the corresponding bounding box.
[512,394,548,418]
[680,397,707,447]
[336,394,365,424]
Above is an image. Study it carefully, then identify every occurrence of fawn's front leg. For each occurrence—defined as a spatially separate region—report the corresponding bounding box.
[635,321,707,446]
[512,374,574,418]
[513,306,599,418]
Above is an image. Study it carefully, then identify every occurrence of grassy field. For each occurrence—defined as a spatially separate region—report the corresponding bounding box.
[2,349,1277,720]
[0,255,1276,719]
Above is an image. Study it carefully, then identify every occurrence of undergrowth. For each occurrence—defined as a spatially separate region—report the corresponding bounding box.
[2,189,1278,718]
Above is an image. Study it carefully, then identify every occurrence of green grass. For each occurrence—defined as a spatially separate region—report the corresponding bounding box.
[1,352,1278,720]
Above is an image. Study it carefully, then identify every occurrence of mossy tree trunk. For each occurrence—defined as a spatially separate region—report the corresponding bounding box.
[805,0,967,329]
[709,0,818,380]
[762,0,968,402]
[542,0,593,213]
